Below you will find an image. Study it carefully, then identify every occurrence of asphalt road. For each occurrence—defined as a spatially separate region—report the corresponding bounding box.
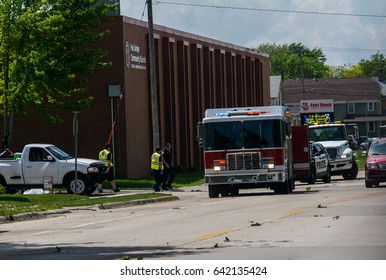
[1,171,386,260]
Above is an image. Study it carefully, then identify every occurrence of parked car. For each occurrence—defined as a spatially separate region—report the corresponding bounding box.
[306,142,331,184]
[357,136,369,147]
[360,137,379,150]
[348,134,357,150]
[365,138,386,188]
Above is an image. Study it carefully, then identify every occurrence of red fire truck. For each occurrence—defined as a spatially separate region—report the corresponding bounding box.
[197,106,310,198]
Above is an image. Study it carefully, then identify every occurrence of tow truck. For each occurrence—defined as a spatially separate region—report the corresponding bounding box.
[307,122,358,180]
[197,106,311,198]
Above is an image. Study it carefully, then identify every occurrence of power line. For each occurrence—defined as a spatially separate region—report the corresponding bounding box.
[316,46,386,54]
[155,1,386,18]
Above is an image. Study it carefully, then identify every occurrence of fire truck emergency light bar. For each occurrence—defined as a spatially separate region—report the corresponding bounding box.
[214,110,271,117]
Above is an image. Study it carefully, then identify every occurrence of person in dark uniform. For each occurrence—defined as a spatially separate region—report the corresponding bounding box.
[162,142,175,190]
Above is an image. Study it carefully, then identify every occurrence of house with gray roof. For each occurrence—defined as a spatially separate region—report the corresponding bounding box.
[283,77,386,138]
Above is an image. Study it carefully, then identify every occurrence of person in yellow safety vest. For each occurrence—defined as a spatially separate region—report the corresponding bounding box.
[97,143,121,193]
[151,146,169,192]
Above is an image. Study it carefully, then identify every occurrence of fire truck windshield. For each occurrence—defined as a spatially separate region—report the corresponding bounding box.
[203,119,284,150]
[308,125,347,142]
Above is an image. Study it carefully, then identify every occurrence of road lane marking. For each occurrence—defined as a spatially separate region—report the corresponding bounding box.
[281,210,304,217]
[194,229,232,241]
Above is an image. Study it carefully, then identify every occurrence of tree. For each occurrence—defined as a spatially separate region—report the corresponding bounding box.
[359,52,386,77]
[255,43,329,79]
[326,64,364,78]
[0,0,117,146]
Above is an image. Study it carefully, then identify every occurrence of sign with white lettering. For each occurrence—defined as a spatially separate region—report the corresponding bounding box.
[125,41,147,70]
[300,99,334,113]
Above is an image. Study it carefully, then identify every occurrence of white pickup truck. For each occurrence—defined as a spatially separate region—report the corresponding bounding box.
[0,144,106,194]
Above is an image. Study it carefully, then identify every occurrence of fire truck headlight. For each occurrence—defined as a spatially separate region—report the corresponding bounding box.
[262,157,274,169]
[214,166,225,172]
[213,159,226,172]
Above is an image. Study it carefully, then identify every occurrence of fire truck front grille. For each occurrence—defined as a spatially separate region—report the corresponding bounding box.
[227,152,261,170]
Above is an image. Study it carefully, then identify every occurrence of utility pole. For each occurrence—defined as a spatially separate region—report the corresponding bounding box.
[147,0,160,148]
[298,50,305,100]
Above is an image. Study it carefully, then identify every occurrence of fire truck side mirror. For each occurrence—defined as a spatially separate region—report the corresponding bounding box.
[196,122,203,147]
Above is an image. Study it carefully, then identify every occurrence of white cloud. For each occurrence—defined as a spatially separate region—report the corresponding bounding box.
[120,0,386,66]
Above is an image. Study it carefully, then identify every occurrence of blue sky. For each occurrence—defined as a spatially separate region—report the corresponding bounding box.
[120,0,386,66]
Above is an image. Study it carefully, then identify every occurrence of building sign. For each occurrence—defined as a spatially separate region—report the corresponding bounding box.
[125,41,147,70]
[300,99,334,125]
[301,113,334,125]
[300,99,334,113]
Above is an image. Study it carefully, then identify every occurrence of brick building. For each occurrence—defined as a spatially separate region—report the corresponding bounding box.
[4,16,271,178]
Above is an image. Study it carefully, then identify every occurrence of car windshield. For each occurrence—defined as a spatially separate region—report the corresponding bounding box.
[369,141,386,155]
[46,146,73,160]
[308,126,347,142]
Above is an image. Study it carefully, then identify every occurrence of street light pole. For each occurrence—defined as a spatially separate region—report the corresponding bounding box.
[72,111,80,194]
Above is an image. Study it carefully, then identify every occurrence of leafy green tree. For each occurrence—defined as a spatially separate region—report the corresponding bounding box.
[0,0,116,146]
[255,43,328,79]
[326,64,364,78]
[359,52,386,77]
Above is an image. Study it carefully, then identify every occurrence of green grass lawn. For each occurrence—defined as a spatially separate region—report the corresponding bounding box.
[354,149,367,169]
[0,171,205,217]
[114,170,204,189]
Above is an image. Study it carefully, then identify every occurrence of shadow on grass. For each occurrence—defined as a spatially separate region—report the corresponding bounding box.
[0,196,31,202]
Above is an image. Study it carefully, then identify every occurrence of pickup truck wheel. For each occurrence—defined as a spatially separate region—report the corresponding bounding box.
[308,167,316,184]
[323,166,331,183]
[66,176,89,195]
[342,161,358,180]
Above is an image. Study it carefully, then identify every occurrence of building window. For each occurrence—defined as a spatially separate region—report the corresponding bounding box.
[348,102,355,114]
[369,121,375,132]
[368,102,374,112]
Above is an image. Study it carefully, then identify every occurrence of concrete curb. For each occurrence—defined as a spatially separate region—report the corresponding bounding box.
[0,209,72,223]
[0,195,180,223]
[95,195,179,209]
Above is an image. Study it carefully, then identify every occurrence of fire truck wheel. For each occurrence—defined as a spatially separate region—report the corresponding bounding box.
[274,181,291,194]
[230,186,239,196]
[208,185,220,198]
[308,167,316,184]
